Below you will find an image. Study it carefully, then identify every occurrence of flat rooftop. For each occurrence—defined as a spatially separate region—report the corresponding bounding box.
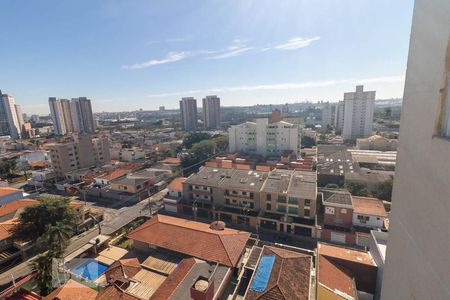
[318,243,375,266]
[218,169,268,192]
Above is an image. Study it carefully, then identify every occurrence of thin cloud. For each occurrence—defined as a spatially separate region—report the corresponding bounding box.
[122,51,190,69]
[146,76,404,98]
[166,37,191,43]
[275,37,320,50]
[206,46,253,60]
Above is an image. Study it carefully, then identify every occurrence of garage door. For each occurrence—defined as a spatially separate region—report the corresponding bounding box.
[330,232,346,244]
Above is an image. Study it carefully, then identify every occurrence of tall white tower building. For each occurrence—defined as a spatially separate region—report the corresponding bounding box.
[179,97,198,131]
[342,85,375,138]
[0,91,22,139]
[202,95,220,130]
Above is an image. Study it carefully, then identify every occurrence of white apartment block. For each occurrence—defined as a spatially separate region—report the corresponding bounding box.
[381,1,450,299]
[0,91,22,139]
[229,118,300,157]
[342,85,375,138]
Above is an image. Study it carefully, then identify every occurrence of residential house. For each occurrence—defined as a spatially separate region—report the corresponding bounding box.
[163,177,186,214]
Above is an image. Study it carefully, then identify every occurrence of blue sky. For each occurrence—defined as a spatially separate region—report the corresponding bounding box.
[0,0,414,114]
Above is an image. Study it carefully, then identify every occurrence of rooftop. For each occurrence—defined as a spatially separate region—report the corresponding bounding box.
[218,169,268,192]
[0,187,21,197]
[261,169,294,194]
[244,246,312,300]
[318,243,375,266]
[185,166,235,186]
[352,196,388,217]
[317,255,357,300]
[0,198,39,218]
[127,215,251,267]
[43,279,98,300]
[321,189,353,207]
[167,177,187,191]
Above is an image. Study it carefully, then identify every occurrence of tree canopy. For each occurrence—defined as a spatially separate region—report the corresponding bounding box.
[182,132,211,149]
[14,196,76,243]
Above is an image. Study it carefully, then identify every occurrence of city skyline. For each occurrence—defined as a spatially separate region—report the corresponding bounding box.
[0,1,413,114]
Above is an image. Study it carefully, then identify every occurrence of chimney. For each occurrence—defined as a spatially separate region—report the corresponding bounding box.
[190,276,214,300]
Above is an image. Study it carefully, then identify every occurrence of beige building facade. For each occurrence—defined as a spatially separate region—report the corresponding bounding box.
[381,1,450,299]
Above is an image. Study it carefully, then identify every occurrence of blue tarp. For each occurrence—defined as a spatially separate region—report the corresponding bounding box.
[250,255,276,292]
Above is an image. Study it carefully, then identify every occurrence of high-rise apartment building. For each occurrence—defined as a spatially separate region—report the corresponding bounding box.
[342,85,375,138]
[321,102,334,129]
[179,97,198,131]
[381,1,450,299]
[202,95,220,130]
[229,118,301,157]
[47,134,110,177]
[71,97,95,133]
[0,91,22,139]
[334,100,345,133]
[49,97,95,135]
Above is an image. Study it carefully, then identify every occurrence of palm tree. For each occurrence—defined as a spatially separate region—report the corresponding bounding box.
[44,222,73,257]
[31,253,54,296]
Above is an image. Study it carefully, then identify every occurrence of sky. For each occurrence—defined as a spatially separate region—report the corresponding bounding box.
[0,0,414,114]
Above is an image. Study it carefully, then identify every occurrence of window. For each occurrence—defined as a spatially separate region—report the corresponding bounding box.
[226,199,230,205]
[250,193,254,199]
[341,208,347,214]
[266,194,271,201]
[242,191,247,195]
[288,207,298,215]
[288,197,298,205]
[266,203,271,210]
[304,209,310,217]
[357,215,370,223]
[304,199,311,206]
[276,205,286,213]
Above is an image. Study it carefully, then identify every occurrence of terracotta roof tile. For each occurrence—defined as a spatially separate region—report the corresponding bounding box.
[160,158,181,165]
[0,219,18,240]
[167,177,187,191]
[318,243,375,266]
[105,258,141,283]
[0,188,21,197]
[149,257,196,300]
[352,196,388,217]
[0,199,39,217]
[127,215,250,267]
[245,246,312,300]
[44,279,98,300]
[317,255,357,299]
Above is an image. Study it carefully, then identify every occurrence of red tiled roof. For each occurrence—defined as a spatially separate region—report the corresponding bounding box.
[44,279,98,300]
[317,255,357,299]
[127,215,251,267]
[0,199,39,217]
[167,177,186,191]
[318,243,375,266]
[160,157,181,165]
[0,187,21,197]
[352,196,388,217]
[150,257,196,300]
[105,258,141,283]
[30,161,50,167]
[96,168,129,181]
[0,219,18,240]
[245,246,312,300]
[5,288,41,300]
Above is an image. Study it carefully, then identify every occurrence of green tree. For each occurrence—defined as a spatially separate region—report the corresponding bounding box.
[14,196,76,243]
[0,158,17,177]
[43,222,73,257]
[345,181,372,197]
[183,132,211,149]
[376,178,393,201]
[31,253,54,296]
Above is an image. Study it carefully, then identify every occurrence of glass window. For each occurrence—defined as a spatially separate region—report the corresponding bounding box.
[277,205,287,213]
[266,203,271,210]
[304,209,310,217]
[304,199,311,206]
[288,207,298,215]
[288,197,298,205]
[266,194,271,201]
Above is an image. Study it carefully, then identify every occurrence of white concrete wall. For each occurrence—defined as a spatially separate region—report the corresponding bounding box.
[352,213,385,229]
[381,1,450,299]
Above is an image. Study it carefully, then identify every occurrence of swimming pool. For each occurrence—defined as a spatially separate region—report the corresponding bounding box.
[71,259,108,280]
